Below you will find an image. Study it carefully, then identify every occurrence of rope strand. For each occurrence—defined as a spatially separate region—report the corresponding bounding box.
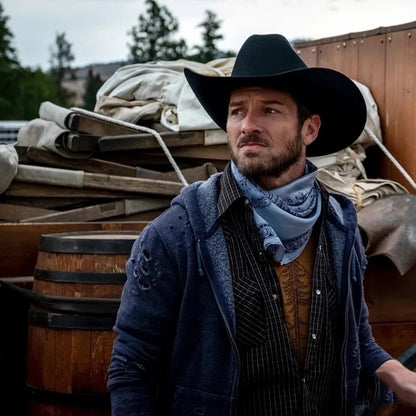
[71,107,189,187]
[365,126,416,191]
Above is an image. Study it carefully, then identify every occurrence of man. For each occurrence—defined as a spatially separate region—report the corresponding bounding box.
[108,34,416,415]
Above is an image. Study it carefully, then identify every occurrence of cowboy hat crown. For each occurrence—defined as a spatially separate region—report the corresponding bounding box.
[184,34,367,157]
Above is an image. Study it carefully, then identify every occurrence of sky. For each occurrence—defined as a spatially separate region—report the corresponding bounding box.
[2,0,416,70]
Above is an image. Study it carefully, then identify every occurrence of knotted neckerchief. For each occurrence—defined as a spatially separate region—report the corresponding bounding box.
[231,160,322,264]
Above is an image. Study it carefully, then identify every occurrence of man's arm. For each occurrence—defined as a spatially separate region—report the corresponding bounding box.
[108,222,183,415]
[376,359,416,407]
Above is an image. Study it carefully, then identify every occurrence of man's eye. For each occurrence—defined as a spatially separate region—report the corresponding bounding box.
[230,108,242,116]
[265,107,278,114]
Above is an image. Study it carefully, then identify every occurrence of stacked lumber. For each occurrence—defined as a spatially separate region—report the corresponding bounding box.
[0,105,226,223]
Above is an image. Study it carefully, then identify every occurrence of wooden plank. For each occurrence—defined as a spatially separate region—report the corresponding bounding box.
[15,165,184,196]
[67,112,139,137]
[365,257,416,324]
[83,171,183,196]
[64,134,99,152]
[3,197,97,210]
[108,209,166,222]
[19,146,137,177]
[382,29,416,189]
[0,222,147,277]
[296,23,416,189]
[294,21,416,47]
[6,182,138,199]
[98,130,205,152]
[371,323,416,359]
[154,163,218,183]
[357,34,387,178]
[0,203,56,222]
[21,198,171,223]
[169,144,230,160]
[296,45,318,67]
[357,34,387,122]
[316,38,359,79]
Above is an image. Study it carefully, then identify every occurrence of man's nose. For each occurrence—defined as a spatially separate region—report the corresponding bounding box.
[241,111,262,134]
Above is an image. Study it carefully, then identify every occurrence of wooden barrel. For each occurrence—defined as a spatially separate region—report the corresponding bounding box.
[26,230,139,416]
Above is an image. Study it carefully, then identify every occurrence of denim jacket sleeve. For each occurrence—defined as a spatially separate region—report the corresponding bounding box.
[107,219,185,416]
[351,230,394,405]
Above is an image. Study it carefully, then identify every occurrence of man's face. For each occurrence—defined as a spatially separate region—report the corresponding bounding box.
[226,86,314,187]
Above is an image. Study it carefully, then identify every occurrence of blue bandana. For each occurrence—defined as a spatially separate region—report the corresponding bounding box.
[231,160,321,264]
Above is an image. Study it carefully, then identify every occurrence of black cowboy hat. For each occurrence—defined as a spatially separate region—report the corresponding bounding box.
[184,34,367,157]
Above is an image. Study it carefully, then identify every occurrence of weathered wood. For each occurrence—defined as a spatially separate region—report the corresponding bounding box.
[83,171,183,195]
[294,20,416,47]
[371,323,416,360]
[63,133,99,152]
[0,203,56,222]
[14,165,183,196]
[67,112,139,137]
[383,29,416,186]
[105,208,166,222]
[26,231,137,414]
[295,22,416,191]
[154,162,217,183]
[169,144,230,160]
[98,130,205,151]
[365,257,416,324]
[21,198,171,223]
[314,38,359,79]
[19,146,137,177]
[3,196,98,210]
[6,182,138,199]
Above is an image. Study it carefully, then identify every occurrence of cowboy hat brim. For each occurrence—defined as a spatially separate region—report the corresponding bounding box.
[184,66,367,157]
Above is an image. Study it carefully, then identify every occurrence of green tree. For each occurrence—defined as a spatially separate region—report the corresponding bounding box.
[189,10,235,63]
[128,0,187,63]
[193,10,223,62]
[49,32,75,106]
[0,66,59,119]
[82,69,103,111]
[0,2,64,120]
[0,2,18,67]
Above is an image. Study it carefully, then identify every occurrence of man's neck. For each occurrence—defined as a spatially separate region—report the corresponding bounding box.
[254,158,307,190]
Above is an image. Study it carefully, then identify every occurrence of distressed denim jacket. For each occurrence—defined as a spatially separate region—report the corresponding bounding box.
[108,172,392,416]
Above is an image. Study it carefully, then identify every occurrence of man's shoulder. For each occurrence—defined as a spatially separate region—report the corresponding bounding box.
[148,171,223,231]
[325,190,358,227]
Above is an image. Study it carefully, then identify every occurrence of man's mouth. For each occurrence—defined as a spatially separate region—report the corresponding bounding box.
[238,136,268,148]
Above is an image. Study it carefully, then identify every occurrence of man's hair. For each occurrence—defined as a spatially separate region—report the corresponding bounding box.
[296,97,314,126]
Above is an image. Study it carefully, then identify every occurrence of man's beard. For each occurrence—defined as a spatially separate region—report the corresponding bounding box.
[230,132,303,179]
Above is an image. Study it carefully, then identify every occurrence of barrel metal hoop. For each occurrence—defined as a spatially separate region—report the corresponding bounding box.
[34,268,126,284]
[29,309,116,330]
[39,231,137,254]
[27,384,110,407]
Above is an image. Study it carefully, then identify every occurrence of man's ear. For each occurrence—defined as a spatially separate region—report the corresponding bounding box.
[302,114,321,146]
